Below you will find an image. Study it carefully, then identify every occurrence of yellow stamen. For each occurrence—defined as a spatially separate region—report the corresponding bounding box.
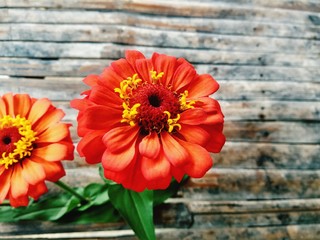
[114,74,142,99]
[0,115,37,169]
[164,111,181,133]
[179,90,196,111]
[150,71,164,83]
[120,103,141,127]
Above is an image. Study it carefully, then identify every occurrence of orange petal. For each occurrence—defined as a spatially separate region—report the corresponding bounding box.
[188,74,219,98]
[141,151,170,181]
[180,108,207,125]
[177,139,213,178]
[28,181,48,200]
[83,74,99,87]
[13,94,31,118]
[84,105,122,130]
[0,97,7,117]
[102,125,139,153]
[28,98,52,125]
[32,143,69,161]
[2,93,14,116]
[179,124,210,146]
[32,156,66,182]
[33,108,65,134]
[152,53,177,87]
[102,145,137,172]
[10,164,28,198]
[99,66,124,91]
[160,131,189,167]
[139,131,161,159]
[136,59,153,83]
[0,168,12,203]
[37,123,69,143]
[172,63,196,91]
[195,97,222,113]
[21,159,46,185]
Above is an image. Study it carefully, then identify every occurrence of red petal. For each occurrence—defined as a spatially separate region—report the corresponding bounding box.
[99,67,124,91]
[32,157,66,182]
[13,94,31,118]
[28,181,48,200]
[84,105,122,130]
[188,74,219,98]
[136,59,153,83]
[195,97,222,113]
[179,124,210,146]
[139,131,161,159]
[28,98,52,125]
[111,58,135,79]
[102,125,139,153]
[152,53,177,87]
[9,193,29,207]
[83,74,99,87]
[201,124,226,153]
[89,86,122,109]
[177,139,213,178]
[141,151,170,181]
[102,145,137,172]
[160,132,189,167]
[172,63,196,92]
[146,174,171,190]
[180,108,207,125]
[77,130,106,164]
[21,160,46,185]
[125,50,146,68]
[10,164,28,198]
[171,166,185,182]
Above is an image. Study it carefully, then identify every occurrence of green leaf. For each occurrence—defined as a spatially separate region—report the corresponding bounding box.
[0,206,16,222]
[109,185,156,240]
[153,175,188,206]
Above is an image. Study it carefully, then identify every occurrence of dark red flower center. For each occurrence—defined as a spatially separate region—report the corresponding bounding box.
[0,127,21,155]
[131,83,181,133]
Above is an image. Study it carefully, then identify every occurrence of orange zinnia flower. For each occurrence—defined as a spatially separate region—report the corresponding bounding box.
[71,50,225,191]
[0,93,74,207]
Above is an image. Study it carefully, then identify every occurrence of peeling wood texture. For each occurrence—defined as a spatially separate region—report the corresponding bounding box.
[0,0,320,239]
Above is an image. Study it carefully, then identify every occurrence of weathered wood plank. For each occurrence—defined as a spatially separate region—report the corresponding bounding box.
[213,142,320,170]
[1,25,319,54]
[224,121,320,144]
[1,225,320,240]
[1,59,320,82]
[184,168,320,200]
[0,9,319,40]
[0,0,319,25]
[1,42,319,67]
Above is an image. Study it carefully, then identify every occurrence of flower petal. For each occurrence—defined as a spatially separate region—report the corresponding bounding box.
[10,164,28,198]
[103,125,139,153]
[33,108,65,134]
[0,97,7,117]
[125,50,146,68]
[83,74,99,87]
[77,130,106,164]
[177,139,213,178]
[28,181,48,200]
[2,93,14,116]
[160,131,189,167]
[13,94,31,118]
[9,193,29,207]
[139,131,161,159]
[32,156,66,182]
[89,86,122,109]
[99,67,124,91]
[0,168,12,203]
[21,159,46,185]
[187,74,219,98]
[172,63,196,92]
[179,124,210,146]
[141,151,170,181]
[84,105,122,130]
[32,143,69,161]
[179,108,207,125]
[111,58,135,79]
[28,98,52,125]
[37,123,69,143]
[136,58,153,83]
[152,53,177,87]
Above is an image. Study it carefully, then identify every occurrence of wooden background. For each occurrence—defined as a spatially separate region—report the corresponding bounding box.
[0,0,320,239]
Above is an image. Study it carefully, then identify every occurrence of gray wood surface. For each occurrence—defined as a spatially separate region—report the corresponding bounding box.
[0,0,319,239]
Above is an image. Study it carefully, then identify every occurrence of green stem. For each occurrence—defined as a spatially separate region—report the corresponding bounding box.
[54,180,89,204]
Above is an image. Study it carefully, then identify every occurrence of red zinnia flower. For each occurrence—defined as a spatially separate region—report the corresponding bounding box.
[71,50,225,191]
[0,93,74,207]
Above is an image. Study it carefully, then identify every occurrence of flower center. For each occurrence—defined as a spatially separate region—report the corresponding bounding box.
[115,72,196,134]
[0,115,38,169]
